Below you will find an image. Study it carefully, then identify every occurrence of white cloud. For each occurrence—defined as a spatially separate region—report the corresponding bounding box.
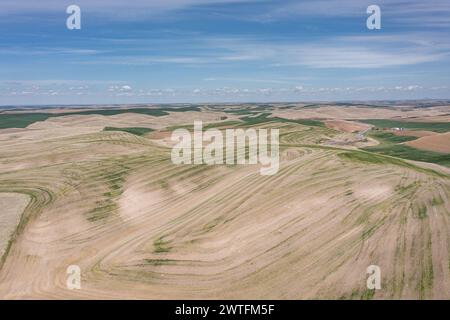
[208,34,449,69]
[108,85,133,93]
[75,32,449,69]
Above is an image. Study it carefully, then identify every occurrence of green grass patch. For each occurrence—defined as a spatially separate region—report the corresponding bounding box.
[338,150,447,178]
[339,150,408,166]
[103,127,154,136]
[418,235,434,299]
[0,113,53,129]
[239,113,273,125]
[432,195,444,206]
[360,119,450,133]
[86,202,117,222]
[144,259,176,266]
[418,206,428,219]
[282,118,325,127]
[395,182,421,194]
[85,161,131,222]
[363,144,450,167]
[361,289,376,300]
[361,127,450,168]
[341,288,376,300]
[224,109,255,115]
[369,131,418,144]
[154,237,172,253]
[204,120,242,129]
[239,113,324,127]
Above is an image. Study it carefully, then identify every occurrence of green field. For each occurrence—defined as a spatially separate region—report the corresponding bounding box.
[103,127,154,136]
[223,109,255,115]
[0,113,53,129]
[362,129,450,167]
[239,113,324,127]
[360,119,450,133]
[363,144,450,167]
[368,131,418,144]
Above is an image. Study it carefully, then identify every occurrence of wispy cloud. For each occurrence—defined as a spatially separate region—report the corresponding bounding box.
[0,0,254,18]
[66,32,450,69]
[0,47,101,56]
[232,0,450,28]
[2,0,448,28]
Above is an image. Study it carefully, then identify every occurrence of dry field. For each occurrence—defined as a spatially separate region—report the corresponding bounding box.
[272,105,450,120]
[406,132,450,153]
[0,193,29,257]
[324,120,371,133]
[0,105,449,299]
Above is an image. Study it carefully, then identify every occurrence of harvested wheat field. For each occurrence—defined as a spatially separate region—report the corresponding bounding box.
[406,132,450,153]
[272,105,450,120]
[0,104,450,300]
[0,193,29,257]
[324,120,371,133]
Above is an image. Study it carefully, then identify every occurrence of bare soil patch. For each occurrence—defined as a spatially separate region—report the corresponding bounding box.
[324,120,371,133]
[406,132,450,153]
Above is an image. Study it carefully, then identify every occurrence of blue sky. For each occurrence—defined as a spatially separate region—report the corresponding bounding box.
[0,0,450,105]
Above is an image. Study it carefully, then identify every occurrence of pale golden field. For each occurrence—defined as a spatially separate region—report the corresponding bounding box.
[0,104,449,299]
